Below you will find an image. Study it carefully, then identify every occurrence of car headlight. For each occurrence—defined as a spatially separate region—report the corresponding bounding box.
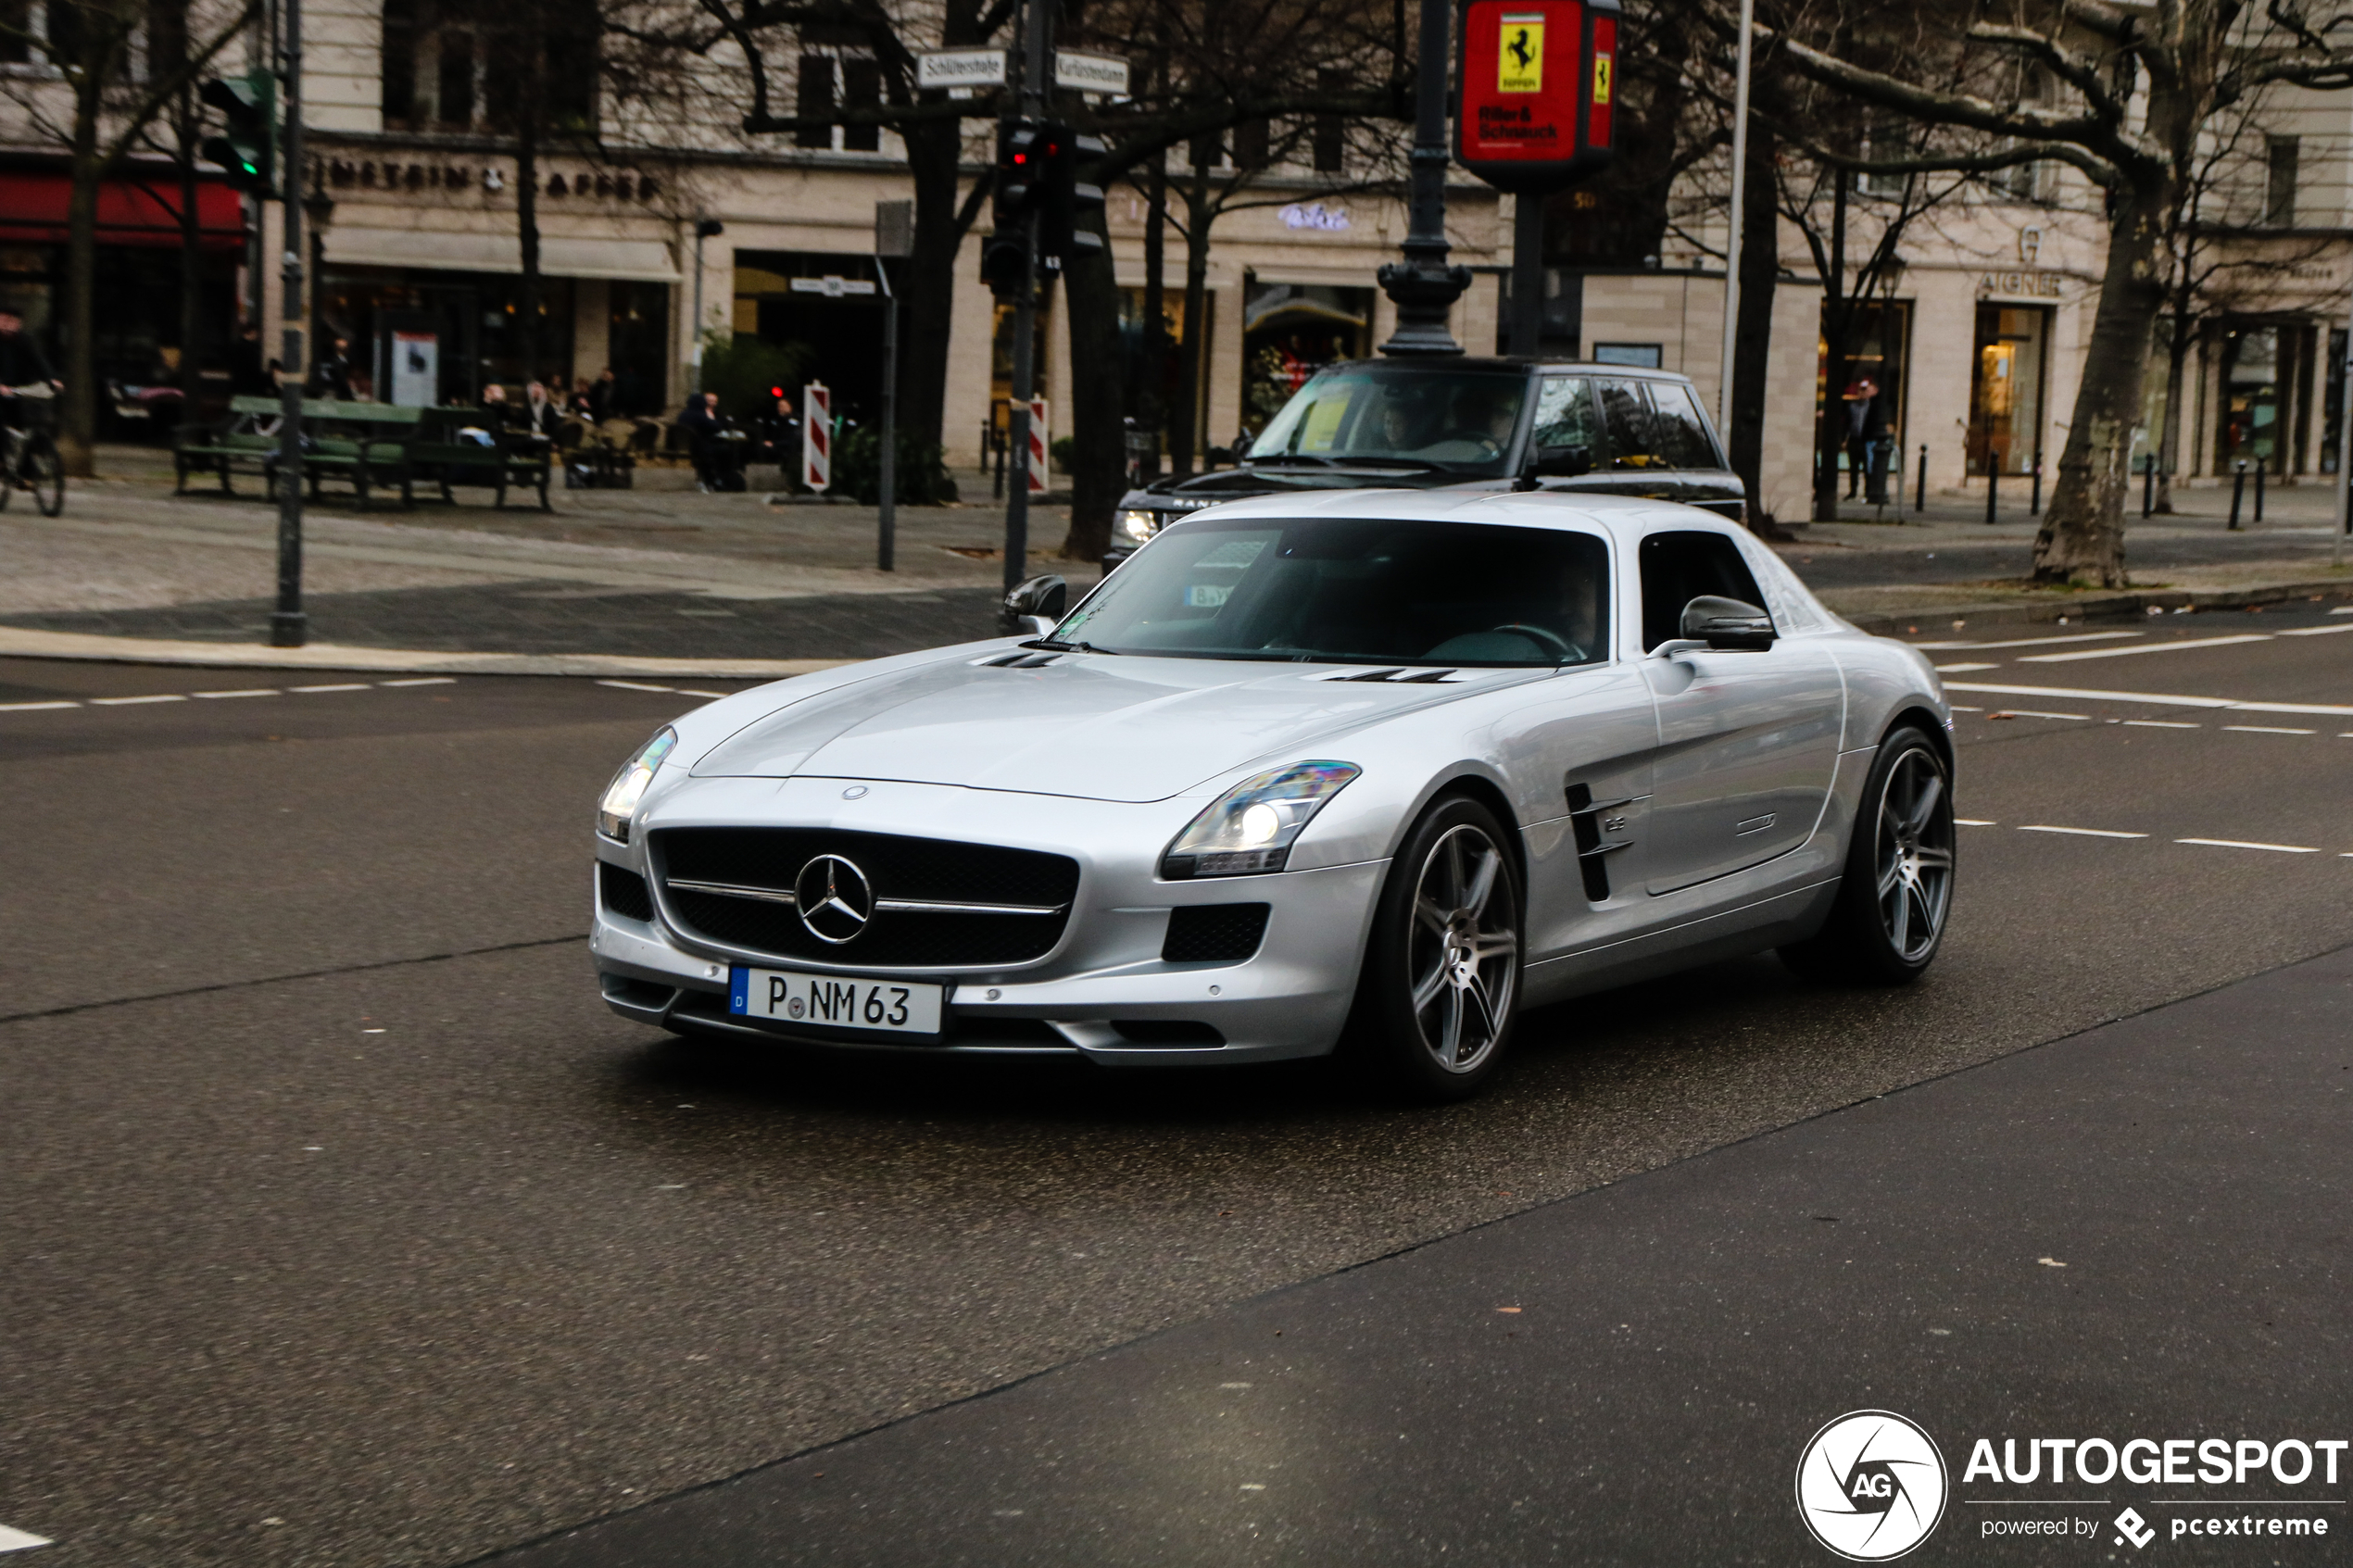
[1118,508,1158,542]
[598,726,677,842]
[1162,760,1360,878]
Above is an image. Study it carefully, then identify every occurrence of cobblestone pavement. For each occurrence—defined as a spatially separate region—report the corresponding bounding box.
[0,581,1012,660]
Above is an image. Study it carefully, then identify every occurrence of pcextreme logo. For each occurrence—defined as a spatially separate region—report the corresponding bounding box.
[1797,1410,1951,1561]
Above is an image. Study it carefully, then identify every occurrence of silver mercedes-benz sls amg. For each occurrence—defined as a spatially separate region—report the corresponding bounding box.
[590,491,1953,1099]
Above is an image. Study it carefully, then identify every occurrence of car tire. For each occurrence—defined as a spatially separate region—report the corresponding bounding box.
[1346,795,1525,1102]
[1780,722,1955,985]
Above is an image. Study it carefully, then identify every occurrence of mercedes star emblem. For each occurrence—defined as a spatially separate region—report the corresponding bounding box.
[794,854,875,944]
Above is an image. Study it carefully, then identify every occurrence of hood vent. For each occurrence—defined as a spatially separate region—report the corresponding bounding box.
[975,650,1064,670]
[1315,668,1461,684]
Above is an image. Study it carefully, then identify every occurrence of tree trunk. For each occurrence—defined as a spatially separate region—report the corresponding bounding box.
[1139,155,1167,479]
[1169,166,1212,478]
[1058,203,1124,563]
[1810,172,1849,522]
[899,118,965,453]
[517,119,541,388]
[1728,120,1780,533]
[59,81,106,477]
[2032,180,2173,585]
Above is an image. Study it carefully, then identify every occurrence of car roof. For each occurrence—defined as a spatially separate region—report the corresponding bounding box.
[1327,356,1699,382]
[1174,486,1743,544]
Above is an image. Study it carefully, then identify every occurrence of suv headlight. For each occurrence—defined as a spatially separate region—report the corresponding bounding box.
[1118,508,1158,542]
[598,726,677,842]
[1162,760,1359,878]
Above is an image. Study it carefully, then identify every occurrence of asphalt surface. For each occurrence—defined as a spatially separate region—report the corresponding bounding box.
[3,606,2350,1566]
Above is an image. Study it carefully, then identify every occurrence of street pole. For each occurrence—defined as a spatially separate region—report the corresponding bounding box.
[1001,0,1051,595]
[1715,0,1755,433]
[1507,195,1543,357]
[2335,314,2353,566]
[875,253,898,572]
[1378,0,1469,355]
[271,0,307,648]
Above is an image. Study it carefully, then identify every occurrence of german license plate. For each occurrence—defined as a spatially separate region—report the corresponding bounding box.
[728,966,944,1035]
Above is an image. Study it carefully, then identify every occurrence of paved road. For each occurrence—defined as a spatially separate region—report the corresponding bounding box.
[2,607,2349,1565]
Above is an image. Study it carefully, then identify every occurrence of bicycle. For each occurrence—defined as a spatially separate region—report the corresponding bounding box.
[1,383,65,517]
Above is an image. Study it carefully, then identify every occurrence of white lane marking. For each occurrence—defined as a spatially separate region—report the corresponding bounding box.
[1934,661,1999,672]
[598,680,676,693]
[288,683,370,694]
[0,1524,52,1551]
[2280,622,2353,636]
[2020,824,2148,838]
[677,688,730,699]
[1987,709,2090,721]
[2334,606,2353,615]
[1944,682,2353,717]
[1956,819,1998,826]
[4,682,468,715]
[2177,837,2321,854]
[89,693,188,706]
[2123,719,2200,729]
[381,676,458,686]
[194,687,279,699]
[1948,704,1983,710]
[2019,633,2273,663]
[1915,632,2143,650]
[0,699,79,712]
[2223,724,2317,735]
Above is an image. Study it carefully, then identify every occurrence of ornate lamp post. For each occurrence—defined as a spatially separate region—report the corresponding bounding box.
[1378,0,1470,356]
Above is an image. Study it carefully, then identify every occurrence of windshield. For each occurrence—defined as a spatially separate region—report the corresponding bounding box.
[1050,516,1610,667]
[1245,364,1529,476]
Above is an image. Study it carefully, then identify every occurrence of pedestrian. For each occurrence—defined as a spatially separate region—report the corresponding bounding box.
[587,366,618,424]
[1841,377,1877,499]
[677,389,724,490]
[227,323,271,398]
[517,379,561,438]
[1858,381,1894,506]
[0,303,61,433]
[308,334,355,400]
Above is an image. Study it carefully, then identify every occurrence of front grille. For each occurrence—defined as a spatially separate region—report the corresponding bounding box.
[650,827,1080,970]
[599,862,655,922]
[1162,903,1270,964]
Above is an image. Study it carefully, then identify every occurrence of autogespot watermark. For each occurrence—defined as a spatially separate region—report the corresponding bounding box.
[1797,1413,2347,1557]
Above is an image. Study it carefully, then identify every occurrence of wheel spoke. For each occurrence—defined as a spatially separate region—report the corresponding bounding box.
[1437,984,1464,1064]
[1903,771,1944,835]
[1888,872,1912,948]
[1471,930,1518,964]
[1463,845,1501,918]
[1463,973,1499,1044]
[1414,895,1451,935]
[1411,955,1448,1011]
[1877,855,1905,898]
[1913,846,1953,872]
[1443,830,1466,908]
[1905,884,1937,955]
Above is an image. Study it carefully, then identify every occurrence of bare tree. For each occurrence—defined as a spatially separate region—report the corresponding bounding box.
[1757,0,2353,585]
[1,0,256,471]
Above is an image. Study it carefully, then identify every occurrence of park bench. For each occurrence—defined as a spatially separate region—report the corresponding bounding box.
[411,408,553,511]
[173,395,421,508]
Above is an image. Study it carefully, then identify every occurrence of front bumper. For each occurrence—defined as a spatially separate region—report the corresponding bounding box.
[590,776,1384,1066]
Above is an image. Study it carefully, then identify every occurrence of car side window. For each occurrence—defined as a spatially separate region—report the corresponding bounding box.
[1595,379,1660,470]
[1529,376,1601,456]
[1648,383,1721,470]
[1639,530,1769,651]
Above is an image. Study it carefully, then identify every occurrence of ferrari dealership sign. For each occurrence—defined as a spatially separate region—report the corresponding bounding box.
[1455,0,1620,193]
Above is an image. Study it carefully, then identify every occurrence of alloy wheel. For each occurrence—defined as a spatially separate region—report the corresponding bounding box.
[1405,822,1520,1073]
[1874,745,1953,963]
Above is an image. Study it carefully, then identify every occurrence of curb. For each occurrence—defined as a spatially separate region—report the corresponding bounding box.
[1842,576,2353,636]
[0,627,857,680]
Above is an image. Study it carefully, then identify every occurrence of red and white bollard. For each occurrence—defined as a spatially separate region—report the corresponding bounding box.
[801,383,832,493]
[1026,397,1050,495]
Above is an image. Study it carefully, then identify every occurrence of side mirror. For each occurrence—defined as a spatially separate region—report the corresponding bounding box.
[1680,595,1776,651]
[1526,443,1592,480]
[1000,573,1067,636]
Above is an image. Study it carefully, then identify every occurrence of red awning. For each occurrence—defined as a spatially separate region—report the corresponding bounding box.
[0,169,248,250]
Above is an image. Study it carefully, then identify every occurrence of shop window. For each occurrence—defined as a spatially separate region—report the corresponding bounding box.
[2266,137,2299,227]
[1967,304,2047,476]
[2221,325,2284,471]
[1241,282,1367,432]
[1817,300,1910,482]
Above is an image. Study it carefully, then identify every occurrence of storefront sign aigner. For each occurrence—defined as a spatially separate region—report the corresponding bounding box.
[1980,270,2064,298]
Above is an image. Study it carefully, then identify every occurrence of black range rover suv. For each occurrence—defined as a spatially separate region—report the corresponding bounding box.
[1110,357,1745,565]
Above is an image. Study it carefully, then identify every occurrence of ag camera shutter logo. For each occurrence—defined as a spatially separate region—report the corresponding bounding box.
[1796,1410,1949,1561]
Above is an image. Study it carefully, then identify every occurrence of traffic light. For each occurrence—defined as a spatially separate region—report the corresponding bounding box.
[1040,129,1108,265]
[979,235,1029,300]
[199,72,276,198]
[994,119,1048,232]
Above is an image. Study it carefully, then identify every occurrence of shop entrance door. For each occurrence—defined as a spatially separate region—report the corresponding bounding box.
[1969,304,2050,476]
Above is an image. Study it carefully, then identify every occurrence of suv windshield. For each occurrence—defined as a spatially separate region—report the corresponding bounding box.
[1245,363,1528,477]
[1051,516,1609,667]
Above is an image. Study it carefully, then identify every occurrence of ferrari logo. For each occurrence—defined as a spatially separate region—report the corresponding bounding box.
[1498,14,1544,93]
[1592,52,1614,105]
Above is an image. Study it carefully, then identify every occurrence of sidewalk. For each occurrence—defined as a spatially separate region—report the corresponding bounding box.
[2,448,2347,671]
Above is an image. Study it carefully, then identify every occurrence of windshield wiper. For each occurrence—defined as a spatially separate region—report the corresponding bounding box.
[1245,455,1333,468]
[1021,637,1118,655]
